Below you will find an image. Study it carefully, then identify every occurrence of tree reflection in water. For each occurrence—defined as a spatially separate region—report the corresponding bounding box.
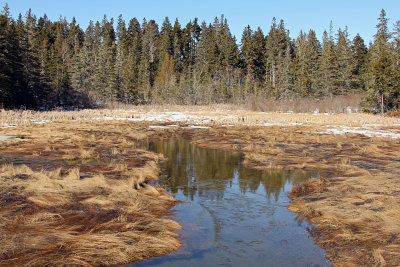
[143,139,322,201]
[136,139,330,267]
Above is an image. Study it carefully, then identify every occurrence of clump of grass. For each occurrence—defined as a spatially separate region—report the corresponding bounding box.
[290,177,328,197]
[0,160,181,266]
[372,248,386,267]
[0,121,183,266]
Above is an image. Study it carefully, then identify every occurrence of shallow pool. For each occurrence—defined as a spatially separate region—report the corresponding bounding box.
[133,139,330,267]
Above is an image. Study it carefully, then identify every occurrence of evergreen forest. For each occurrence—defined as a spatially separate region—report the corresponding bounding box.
[1,4,400,113]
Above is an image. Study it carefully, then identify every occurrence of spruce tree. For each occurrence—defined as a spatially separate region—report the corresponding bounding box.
[265,18,291,98]
[0,11,12,107]
[139,19,159,102]
[364,9,398,113]
[124,17,142,103]
[294,30,321,97]
[351,34,368,91]
[320,29,336,97]
[333,27,354,95]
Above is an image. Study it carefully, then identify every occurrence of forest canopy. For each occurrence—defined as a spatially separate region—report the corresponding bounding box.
[0,4,399,113]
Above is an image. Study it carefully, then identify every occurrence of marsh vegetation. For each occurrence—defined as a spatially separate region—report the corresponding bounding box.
[1,110,400,266]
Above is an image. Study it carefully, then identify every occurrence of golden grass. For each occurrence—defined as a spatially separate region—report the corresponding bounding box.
[183,124,400,266]
[3,106,400,128]
[1,110,400,266]
[0,121,181,266]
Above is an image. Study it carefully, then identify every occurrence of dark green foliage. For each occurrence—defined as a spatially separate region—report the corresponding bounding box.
[363,9,400,113]
[1,5,400,111]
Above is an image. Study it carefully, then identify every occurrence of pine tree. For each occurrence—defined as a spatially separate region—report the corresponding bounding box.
[320,28,336,97]
[351,34,368,91]
[0,10,12,107]
[139,19,159,102]
[264,18,291,98]
[94,16,118,102]
[115,14,127,101]
[22,10,44,107]
[123,17,142,103]
[240,26,265,95]
[333,27,354,95]
[52,19,71,106]
[172,19,183,74]
[71,21,96,106]
[363,9,398,113]
[294,30,321,96]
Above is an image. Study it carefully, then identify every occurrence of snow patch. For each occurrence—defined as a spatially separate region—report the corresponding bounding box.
[318,125,400,139]
[0,123,16,128]
[181,125,210,129]
[0,136,17,140]
[255,122,304,127]
[149,125,179,129]
[32,120,51,124]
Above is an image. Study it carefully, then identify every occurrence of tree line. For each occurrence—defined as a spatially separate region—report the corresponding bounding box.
[0,5,399,113]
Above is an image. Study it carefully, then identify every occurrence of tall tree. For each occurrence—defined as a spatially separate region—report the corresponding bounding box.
[139,19,159,102]
[333,27,354,95]
[293,30,321,96]
[320,26,336,97]
[364,9,398,113]
[264,18,291,98]
[351,34,368,91]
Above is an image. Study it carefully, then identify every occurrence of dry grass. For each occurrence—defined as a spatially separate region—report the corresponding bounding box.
[183,123,400,266]
[3,105,400,128]
[1,109,400,266]
[247,93,364,113]
[0,121,181,266]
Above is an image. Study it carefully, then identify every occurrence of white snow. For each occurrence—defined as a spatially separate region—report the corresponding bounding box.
[318,125,400,139]
[0,136,17,140]
[149,125,179,129]
[264,122,303,127]
[32,120,51,124]
[181,125,210,129]
[0,123,16,128]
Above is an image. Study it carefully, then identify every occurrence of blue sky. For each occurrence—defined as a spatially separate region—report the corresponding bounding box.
[3,0,400,45]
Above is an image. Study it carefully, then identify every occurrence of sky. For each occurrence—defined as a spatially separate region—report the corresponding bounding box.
[3,0,400,45]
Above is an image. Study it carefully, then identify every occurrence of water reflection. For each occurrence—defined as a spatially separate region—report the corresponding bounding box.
[144,139,324,202]
[134,139,330,267]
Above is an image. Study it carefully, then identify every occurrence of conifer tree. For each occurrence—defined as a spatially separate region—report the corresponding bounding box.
[0,10,12,107]
[294,30,321,96]
[351,34,368,91]
[22,10,44,107]
[364,9,398,113]
[139,19,159,102]
[333,27,354,95]
[94,16,118,102]
[115,14,127,101]
[71,21,96,106]
[320,28,336,97]
[265,18,291,98]
[240,26,265,95]
[123,17,142,103]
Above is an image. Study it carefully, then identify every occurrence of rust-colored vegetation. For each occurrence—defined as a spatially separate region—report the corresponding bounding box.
[0,121,181,266]
[184,124,400,266]
[1,111,400,266]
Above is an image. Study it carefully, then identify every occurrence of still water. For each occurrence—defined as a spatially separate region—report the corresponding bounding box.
[134,139,330,267]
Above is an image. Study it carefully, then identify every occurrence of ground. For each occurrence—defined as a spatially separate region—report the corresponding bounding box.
[1,106,400,266]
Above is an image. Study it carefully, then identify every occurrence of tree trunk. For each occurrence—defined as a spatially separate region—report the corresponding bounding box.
[381,91,384,115]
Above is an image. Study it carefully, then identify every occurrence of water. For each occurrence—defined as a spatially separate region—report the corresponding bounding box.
[0,136,17,140]
[133,139,330,267]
